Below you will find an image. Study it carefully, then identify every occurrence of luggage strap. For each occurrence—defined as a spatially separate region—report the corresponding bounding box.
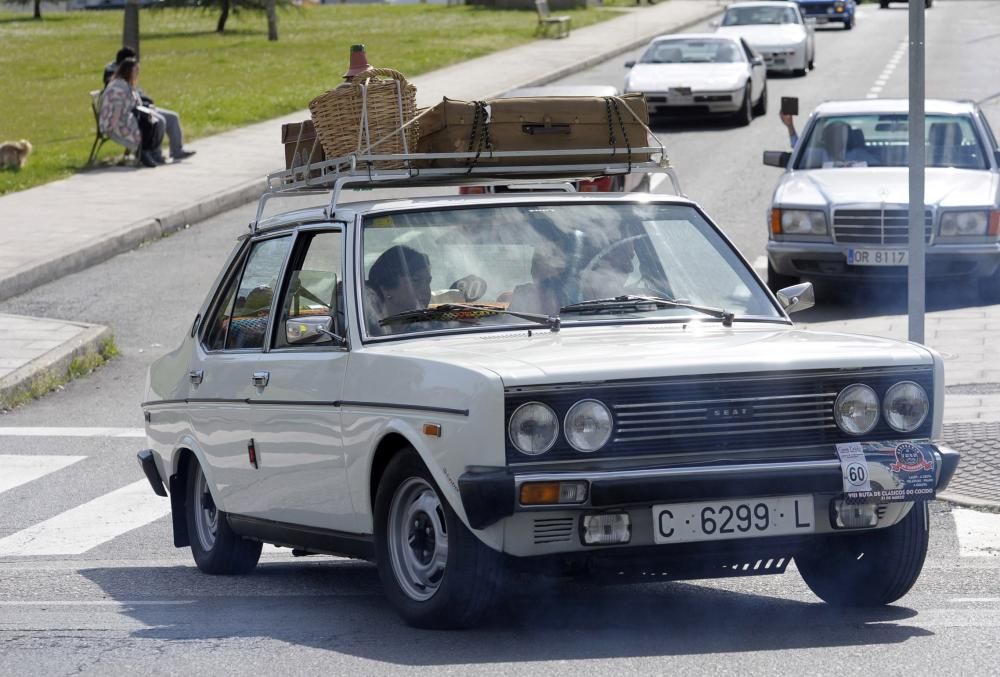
[604,96,633,172]
[466,101,494,173]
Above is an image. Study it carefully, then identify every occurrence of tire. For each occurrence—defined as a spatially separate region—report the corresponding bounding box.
[797,502,929,607]
[752,82,768,117]
[734,84,753,127]
[186,460,262,575]
[766,261,798,293]
[926,0,932,8]
[976,266,1000,304]
[374,448,505,629]
[880,0,889,8]
[844,15,853,30]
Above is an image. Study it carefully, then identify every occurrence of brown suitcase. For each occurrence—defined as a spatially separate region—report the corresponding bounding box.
[415,94,651,169]
[281,120,326,172]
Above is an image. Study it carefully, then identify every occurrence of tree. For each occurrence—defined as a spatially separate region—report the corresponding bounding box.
[8,0,54,20]
[157,0,292,38]
[123,0,141,57]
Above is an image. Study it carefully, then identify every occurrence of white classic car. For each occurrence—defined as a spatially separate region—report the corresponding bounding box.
[138,151,959,628]
[624,34,768,126]
[763,99,1000,301]
[714,0,816,76]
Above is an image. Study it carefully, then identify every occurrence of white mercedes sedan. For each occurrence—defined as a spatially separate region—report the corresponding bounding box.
[763,99,1000,302]
[715,0,815,76]
[624,33,768,126]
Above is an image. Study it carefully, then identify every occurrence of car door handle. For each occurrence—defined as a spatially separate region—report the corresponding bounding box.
[251,371,270,388]
[188,369,204,385]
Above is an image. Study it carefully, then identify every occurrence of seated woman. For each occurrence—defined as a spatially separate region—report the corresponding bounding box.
[365,245,433,335]
[99,57,163,168]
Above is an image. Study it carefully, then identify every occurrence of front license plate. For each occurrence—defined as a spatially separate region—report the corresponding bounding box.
[652,495,814,544]
[815,16,829,23]
[847,249,909,266]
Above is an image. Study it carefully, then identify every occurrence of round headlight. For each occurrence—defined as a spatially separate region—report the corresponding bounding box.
[564,399,613,452]
[834,384,879,435]
[508,402,559,456]
[883,381,929,433]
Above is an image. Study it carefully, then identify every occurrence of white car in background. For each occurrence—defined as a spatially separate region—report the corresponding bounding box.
[624,34,768,126]
[715,1,816,76]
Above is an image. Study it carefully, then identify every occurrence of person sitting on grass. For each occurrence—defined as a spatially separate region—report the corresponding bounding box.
[102,47,195,163]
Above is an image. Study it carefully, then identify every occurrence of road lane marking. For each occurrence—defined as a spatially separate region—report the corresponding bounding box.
[868,40,907,99]
[949,598,1000,604]
[0,600,193,606]
[953,508,1000,557]
[0,480,171,557]
[0,455,86,496]
[0,427,144,438]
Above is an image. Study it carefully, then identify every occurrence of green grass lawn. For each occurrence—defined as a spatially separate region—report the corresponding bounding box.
[0,4,618,195]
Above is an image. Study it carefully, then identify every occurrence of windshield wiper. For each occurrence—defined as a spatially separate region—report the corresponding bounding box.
[559,295,734,327]
[379,303,561,332]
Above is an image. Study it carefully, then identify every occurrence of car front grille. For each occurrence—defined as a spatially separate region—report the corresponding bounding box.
[505,368,934,464]
[833,208,933,245]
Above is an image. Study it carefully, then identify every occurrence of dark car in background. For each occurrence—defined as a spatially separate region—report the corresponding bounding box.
[795,0,857,29]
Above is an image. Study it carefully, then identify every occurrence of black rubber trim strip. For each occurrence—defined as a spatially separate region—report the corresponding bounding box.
[935,444,961,492]
[226,514,374,561]
[141,398,467,416]
[136,449,168,497]
[458,469,515,529]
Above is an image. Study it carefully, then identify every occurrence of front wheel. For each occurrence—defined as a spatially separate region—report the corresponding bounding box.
[374,449,505,628]
[734,84,753,127]
[766,261,798,293]
[796,502,929,607]
[186,460,262,575]
[752,82,768,117]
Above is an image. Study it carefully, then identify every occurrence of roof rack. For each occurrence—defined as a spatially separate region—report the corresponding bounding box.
[253,143,679,229]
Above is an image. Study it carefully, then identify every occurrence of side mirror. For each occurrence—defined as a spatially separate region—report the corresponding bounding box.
[285,315,345,346]
[709,19,720,28]
[763,150,792,168]
[624,60,636,69]
[777,282,815,314]
[751,56,765,66]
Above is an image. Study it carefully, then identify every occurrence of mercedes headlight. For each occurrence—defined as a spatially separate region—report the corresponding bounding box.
[835,384,879,435]
[939,210,988,237]
[883,381,929,433]
[508,402,559,455]
[780,209,828,236]
[564,399,613,452]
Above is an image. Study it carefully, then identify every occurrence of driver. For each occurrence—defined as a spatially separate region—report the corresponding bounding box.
[365,245,432,335]
[579,237,636,302]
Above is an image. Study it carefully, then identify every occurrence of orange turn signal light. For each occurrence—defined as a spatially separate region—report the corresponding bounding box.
[520,482,561,505]
[770,209,783,235]
[989,210,1000,237]
[422,423,442,438]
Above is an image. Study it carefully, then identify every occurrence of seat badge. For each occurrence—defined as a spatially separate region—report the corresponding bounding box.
[707,405,754,421]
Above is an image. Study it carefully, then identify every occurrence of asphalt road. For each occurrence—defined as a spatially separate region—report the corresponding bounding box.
[2,1,1000,674]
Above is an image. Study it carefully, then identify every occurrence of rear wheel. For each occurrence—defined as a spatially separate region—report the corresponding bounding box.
[374,449,505,628]
[186,461,261,575]
[797,502,929,607]
[766,261,798,293]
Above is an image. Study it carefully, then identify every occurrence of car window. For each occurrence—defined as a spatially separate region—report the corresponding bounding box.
[642,39,744,64]
[361,203,780,338]
[203,256,243,352]
[223,235,293,351]
[795,113,989,170]
[722,5,801,25]
[275,230,345,349]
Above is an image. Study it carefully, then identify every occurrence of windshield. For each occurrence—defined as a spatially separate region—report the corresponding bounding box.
[722,6,801,25]
[361,203,781,338]
[794,113,989,170]
[640,39,745,64]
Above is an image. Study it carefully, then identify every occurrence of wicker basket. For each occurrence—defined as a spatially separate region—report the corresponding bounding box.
[308,68,418,170]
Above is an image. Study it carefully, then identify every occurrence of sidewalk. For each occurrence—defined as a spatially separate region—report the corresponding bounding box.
[0,0,997,508]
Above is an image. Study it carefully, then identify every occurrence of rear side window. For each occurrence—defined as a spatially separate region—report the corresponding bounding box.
[216,236,292,351]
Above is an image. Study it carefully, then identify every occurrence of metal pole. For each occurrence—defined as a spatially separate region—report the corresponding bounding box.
[907,0,925,344]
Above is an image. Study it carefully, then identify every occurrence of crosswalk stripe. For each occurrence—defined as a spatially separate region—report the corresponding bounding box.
[952,508,1000,558]
[0,480,170,557]
[0,455,86,496]
[0,427,145,438]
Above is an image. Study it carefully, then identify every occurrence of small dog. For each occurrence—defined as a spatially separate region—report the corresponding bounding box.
[0,140,33,170]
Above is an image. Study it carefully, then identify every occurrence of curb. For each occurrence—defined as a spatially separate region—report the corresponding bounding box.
[0,322,113,411]
[486,4,725,97]
[0,178,262,303]
[939,493,1000,511]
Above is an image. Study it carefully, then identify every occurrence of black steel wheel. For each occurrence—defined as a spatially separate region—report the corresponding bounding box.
[735,83,753,127]
[797,502,929,607]
[753,82,768,117]
[186,461,262,575]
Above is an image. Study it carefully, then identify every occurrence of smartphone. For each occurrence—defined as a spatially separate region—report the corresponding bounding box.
[781,97,799,116]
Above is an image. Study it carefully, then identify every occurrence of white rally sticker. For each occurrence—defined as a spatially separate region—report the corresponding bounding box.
[836,442,872,493]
